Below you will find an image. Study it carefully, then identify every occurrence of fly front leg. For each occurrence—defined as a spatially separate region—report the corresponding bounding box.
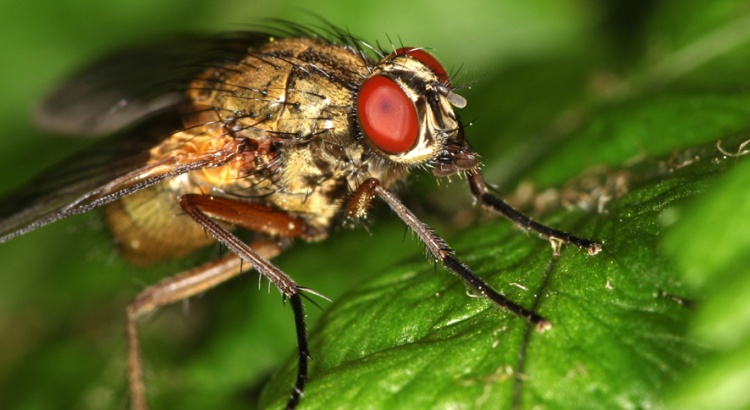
[466,169,602,255]
[347,178,551,331]
[127,194,319,410]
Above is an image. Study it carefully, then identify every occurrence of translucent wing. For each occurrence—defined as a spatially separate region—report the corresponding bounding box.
[35,32,272,136]
[0,32,272,242]
[0,113,245,242]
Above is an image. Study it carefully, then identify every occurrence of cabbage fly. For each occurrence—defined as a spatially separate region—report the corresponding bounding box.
[0,24,601,409]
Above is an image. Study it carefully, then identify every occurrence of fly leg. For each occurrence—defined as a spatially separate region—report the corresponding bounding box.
[127,194,320,410]
[466,169,602,255]
[346,178,551,331]
[128,249,270,410]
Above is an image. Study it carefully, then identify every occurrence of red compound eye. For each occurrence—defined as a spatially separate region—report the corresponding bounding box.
[394,47,450,84]
[357,75,419,155]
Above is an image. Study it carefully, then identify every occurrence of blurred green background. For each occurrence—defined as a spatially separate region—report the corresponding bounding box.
[1,0,749,409]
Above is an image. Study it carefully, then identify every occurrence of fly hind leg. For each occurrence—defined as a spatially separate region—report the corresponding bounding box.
[127,194,320,410]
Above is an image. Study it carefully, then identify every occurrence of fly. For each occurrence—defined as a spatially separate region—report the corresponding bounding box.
[0,25,602,409]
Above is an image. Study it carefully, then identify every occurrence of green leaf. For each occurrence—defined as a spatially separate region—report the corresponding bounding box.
[662,152,750,410]
[256,1,750,408]
[260,115,750,410]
